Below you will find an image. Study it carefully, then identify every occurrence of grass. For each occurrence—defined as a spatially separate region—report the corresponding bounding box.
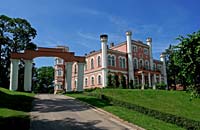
[67,93,185,130]
[91,89,200,121]
[0,87,35,130]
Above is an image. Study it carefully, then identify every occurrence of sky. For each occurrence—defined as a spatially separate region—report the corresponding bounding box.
[1,0,200,67]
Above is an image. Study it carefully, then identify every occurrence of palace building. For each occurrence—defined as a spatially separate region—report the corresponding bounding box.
[54,31,167,91]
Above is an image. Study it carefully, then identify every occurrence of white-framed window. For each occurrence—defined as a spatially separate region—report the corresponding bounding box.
[97,56,101,67]
[153,63,156,70]
[119,56,126,68]
[133,45,138,52]
[108,54,116,67]
[91,58,94,69]
[133,58,138,69]
[157,64,162,71]
[56,68,63,76]
[55,58,63,64]
[85,78,88,86]
[91,76,95,85]
[108,55,111,66]
[111,55,115,66]
[139,59,143,69]
[145,60,149,70]
[144,48,149,55]
[98,75,102,84]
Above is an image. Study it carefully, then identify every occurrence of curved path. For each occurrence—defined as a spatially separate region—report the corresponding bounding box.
[30,94,138,130]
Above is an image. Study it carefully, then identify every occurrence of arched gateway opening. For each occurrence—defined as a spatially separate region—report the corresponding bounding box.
[9,47,85,92]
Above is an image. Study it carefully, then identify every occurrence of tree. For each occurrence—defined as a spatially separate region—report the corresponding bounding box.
[0,15,37,88]
[113,74,120,88]
[175,31,200,96]
[34,66,54,93]
[107,74,112,87]
[120,75,126,89]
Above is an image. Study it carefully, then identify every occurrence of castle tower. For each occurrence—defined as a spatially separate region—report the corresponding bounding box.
[146,37,153,70]
[126,31,134,83]
[100,34,108,87]
[160,53,168,86]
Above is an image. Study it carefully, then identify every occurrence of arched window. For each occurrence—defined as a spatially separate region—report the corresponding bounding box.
[139,59,143,69]
[91,58,94,69]
[85,78,88,86]
[122,58,126,68]
[98,75,101,84]
[108,55,111,66]
[133,58,138,69]
[119,57,122,68]
[153,63,156,70]
[57,68,63,76]
[119,57,126,68]
[145,60,149,70]
[98,56,101,67]
[74,64,77,74]
[91,76,94,85]
[111,55,115,66]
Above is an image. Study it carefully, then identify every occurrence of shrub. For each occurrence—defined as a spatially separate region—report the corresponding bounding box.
[156,82,167,90]
[120,75,126,89]
[129,80,134,89]
[107,74,113,88]
[85,92,200,130]
[113,74,120,88]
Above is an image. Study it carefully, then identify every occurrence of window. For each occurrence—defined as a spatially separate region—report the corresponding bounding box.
[56,58,63,64]
[119,57,126,68]
[98,75,101,84]
[145,60,149,70]
[91,58,94,69]
[91,76,94,85]
[119,57,122,68]
[157,65,162,71]
[97,56,101,67]
[139,59,143,69]
[133,45,138,52]
[74,64,77,74]
[108,55,111,66]
[57,68,63,76]
[111,55,116,66]
[153,63,156,70]
[144,48,149,55]
[108,55,116,66]
[85,78,88,86]
[133,58,138,69]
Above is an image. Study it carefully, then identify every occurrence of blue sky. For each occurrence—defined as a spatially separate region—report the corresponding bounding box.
[1,0,200,67]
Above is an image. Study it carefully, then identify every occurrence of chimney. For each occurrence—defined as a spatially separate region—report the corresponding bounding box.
[110,42,114,48]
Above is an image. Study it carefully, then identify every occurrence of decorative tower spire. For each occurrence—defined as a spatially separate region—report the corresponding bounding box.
[126,31,134,84]
[146,37,153,70]
[100,34,108,87]
[160,52,168,87]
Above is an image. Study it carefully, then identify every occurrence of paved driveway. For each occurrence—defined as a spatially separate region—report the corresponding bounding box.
[30,94,138,130]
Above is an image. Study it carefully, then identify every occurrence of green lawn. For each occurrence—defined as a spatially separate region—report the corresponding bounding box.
[91,89,200,122]
[67,93,185,130]
[0,87,35,130]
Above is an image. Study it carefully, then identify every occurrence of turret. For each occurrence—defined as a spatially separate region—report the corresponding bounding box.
[146,37,153,70]
[160,53,168,86]
[100,34,108,87]
[126,31,134,84]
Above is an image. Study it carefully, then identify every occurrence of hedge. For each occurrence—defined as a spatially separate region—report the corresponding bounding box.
[85,92,200,130]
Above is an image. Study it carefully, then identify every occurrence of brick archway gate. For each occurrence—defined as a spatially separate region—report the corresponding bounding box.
[9,47,85,92]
